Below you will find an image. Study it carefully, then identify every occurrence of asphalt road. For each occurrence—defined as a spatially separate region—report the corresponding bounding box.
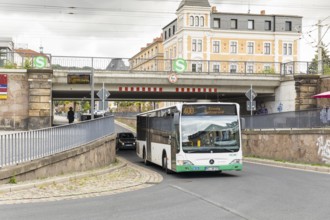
[1,124,330,220]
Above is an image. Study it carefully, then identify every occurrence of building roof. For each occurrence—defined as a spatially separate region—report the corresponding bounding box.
[14,49,41,55]
[177,0,211,11]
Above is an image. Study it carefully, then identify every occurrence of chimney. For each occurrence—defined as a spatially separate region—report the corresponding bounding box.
[260,10,266,15]
[211,6,217,13]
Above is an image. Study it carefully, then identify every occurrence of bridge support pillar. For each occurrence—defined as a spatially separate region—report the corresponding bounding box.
[27,69,53,130]
[294,75,320,111]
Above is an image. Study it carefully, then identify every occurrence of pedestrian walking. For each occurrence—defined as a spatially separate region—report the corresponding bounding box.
[67,107,75,123]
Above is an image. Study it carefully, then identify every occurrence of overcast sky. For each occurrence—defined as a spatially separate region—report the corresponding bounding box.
[0,0,329,61]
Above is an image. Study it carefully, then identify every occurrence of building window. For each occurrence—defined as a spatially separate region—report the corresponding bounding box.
[197,40,202,52]
[192,63,196,72]
[265,21,271,31]
[213,64,220,73]
[168,28,171,37]
[214,18,220,28]
[190,16,194,26]
[213,41,220,53]
[192,63,202,72]
[230,63,237,73]
[283,43,287,55]
[287,65,293,74]
[173,25,176,35]
[200,17,204,27]
[230,41,237,54]
[264,43,271,55]
[164,31,167,40]
[288,43,292,55]
[285,21,292,31]
[247,63,254,74]
[192,39,197,52]
[191,63,203,73]
[283,43,293,55]
[195,16,199,26]
[248,20,254,30]
[197,63,202,72]
[231,19,237,29]
[247,42,254,54]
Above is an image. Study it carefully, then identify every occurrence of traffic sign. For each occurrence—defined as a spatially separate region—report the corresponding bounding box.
[33,56,47,69]
[173,58,187,73]
[245,88,257,100]
[97,88,110,100]
[247,101,256,111]
[168,73,178,83]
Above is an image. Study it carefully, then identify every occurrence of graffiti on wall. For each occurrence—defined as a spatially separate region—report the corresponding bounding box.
[316,136,330,164]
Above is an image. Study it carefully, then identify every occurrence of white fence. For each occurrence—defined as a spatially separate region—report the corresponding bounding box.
[0,116,115,168]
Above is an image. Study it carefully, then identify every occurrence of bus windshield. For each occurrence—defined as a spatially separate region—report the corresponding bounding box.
[181,115,240,153]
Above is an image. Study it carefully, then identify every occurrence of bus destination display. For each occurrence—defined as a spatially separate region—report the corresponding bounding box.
[182,105,236,116]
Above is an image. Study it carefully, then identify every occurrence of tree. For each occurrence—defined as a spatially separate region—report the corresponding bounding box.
[308,44,330,74]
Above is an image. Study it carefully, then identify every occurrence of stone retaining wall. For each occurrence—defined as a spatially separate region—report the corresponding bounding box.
[0,134,116,184]
[0,70,29,130]
[243,130,330,165]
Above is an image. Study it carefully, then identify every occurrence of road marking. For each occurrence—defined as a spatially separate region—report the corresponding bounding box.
[170,184,250,220]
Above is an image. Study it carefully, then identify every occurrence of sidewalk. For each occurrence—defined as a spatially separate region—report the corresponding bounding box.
[0,157,163,205]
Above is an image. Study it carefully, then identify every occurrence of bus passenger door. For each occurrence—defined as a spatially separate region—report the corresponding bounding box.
[146,115,151,161]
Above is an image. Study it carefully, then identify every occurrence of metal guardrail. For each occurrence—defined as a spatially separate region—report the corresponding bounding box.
[242,108,324,129]
[0,116,115,168]
[1,52,329,75]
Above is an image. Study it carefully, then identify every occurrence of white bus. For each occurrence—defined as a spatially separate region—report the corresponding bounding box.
[136,102,243,173]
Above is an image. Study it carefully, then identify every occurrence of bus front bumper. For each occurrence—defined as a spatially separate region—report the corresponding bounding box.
[176,164,242,172]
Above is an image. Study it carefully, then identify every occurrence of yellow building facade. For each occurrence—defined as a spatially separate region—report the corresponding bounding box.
[130,36,164,71]
[162,0,302,74]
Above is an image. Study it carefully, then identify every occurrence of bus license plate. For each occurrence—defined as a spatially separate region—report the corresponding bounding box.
[206,167,219,171]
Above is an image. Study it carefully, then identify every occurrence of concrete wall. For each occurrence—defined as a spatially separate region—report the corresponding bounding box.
[265,79,296,113]
[0,134,116,184]
[242,130,330,165]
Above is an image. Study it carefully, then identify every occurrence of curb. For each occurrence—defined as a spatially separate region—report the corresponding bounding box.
[0,158,128,194]
[244,157,330,174]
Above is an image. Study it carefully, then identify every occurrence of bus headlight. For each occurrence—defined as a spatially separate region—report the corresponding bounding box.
[177,160,194,166]
[230,159,242,164]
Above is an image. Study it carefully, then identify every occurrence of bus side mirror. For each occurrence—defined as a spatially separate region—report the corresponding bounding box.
[174,113,180,125]
[240,118,245,130]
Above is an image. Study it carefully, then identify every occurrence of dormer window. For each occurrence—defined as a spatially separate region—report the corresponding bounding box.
[195,16,199,26]
[189,15,205,27]
[190,16,194,26]
[285,21,292,31]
